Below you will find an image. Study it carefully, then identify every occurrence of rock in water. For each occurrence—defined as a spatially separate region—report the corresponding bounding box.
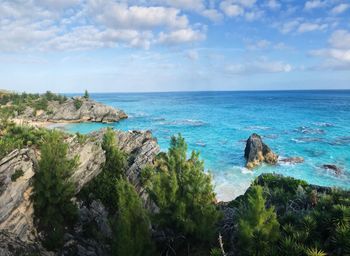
[279,157,304,164]
[322,164,342,175]
[244,133,278,169]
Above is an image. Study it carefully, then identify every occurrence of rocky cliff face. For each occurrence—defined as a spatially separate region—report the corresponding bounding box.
[244,133,278,169]
[18,97,127,123]
[0,128,160,255]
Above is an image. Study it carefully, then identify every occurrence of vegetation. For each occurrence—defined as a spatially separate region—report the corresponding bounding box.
[84,89,90,99]
[32,131,78,250]
[142,134,220,253]
[237,185,280,256]
[225,174,350,256]
[111,178,154,256]
[74,98,83,110]
[80,128,127,211]
[11,169,24,182]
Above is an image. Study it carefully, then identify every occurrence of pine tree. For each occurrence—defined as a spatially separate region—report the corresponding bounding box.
[84,89,89,99]
[112,178,154,256]
[32,130,78,250]
[237,185,280,256]
[143,134,220,242]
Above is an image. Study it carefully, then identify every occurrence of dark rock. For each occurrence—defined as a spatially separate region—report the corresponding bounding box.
[279,157,304,164]
[244,133,278,169]
[322,164,342,175]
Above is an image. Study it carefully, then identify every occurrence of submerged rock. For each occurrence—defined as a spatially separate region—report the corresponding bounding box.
[244,133,278,169]
[322,164,342,175]
[279,157,304,164]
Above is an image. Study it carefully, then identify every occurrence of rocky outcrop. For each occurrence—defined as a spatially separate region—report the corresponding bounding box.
[0,135,107,243]
[0,149,38,242]
[18,97,127,123]
[0,128,160,248]
[244,133,278,169]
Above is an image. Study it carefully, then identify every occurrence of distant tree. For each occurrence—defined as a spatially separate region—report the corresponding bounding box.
[111,178,154,256]
[84,89,89,99]
[143,134,220,242]
[32,131,78,250]
[237,185,280,256]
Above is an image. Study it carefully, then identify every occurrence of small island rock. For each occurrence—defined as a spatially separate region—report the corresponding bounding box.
[244,133,278,169]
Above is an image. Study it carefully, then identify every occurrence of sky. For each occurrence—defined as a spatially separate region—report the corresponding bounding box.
[0,0,350,93]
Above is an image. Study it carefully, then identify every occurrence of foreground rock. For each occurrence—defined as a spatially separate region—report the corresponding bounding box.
[17,97,127,123]
[322,164,342,175]
[244,133,278,169]
[0,128,159,249]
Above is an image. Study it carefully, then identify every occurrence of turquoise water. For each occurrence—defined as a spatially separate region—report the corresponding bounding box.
[65,91,350,201]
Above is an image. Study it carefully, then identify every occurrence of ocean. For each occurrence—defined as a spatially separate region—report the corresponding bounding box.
[64,90,350,201]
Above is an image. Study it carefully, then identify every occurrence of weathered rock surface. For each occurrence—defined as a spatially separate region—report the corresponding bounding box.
[279,157,304,164]
[0,128,160,252]
[18,97,127,123]
[322,164,342,175]
[0,135,106,243]
[0,149,38,242]
[0,231,52,256]
[244,133,278,169]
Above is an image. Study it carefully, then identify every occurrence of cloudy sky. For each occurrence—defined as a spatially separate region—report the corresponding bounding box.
[0,0,349,93]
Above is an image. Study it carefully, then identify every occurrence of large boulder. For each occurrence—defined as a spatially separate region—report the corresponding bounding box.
[244,133,278,169]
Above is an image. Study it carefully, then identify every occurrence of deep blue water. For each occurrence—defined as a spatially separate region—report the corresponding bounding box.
[64,91,350,201]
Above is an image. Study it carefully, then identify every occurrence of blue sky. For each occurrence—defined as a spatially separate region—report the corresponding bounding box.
[0,0,349,93]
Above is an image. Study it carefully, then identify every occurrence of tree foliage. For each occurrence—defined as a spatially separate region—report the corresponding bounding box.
[32,130,78,250]
[143,134,220,243]
[111,178,154,256]
[237,185,280,256]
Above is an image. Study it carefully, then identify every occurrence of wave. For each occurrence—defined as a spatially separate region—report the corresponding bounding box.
[291,137,325,143]
[313,122,334,127]
[295,126,325,135]
[244,125,271,131]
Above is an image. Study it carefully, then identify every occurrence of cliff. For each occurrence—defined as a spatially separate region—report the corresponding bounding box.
[0,128,159,255]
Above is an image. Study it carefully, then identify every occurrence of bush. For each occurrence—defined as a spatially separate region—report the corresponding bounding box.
[111,178,154,256]
[11,169,24,182]
[74,99,83,110]
[79,128,127,212]
[237,185,280,256]
[143,134,220,243]
[32,131,78,250]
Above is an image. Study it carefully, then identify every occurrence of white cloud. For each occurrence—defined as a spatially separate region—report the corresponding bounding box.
[158,28,206,45]
[245,9,264,21]
[329,30,350,49]
[201,9,223,22]
[331,4,349,15]
[304,0,326,10]
[150,0,205,11]
[88,2,189,30]
[280,20,300,34]
[297,22,328,33]
[310,30,350,70]
[220,1,244,17]
[226,60,292,75]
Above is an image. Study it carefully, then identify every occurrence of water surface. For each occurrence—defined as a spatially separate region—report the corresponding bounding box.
[65,91,350,201]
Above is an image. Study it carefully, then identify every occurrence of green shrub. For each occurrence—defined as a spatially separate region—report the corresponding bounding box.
[11,169,24,182]
[237,185,280,256]
[79,128,127,212]
[32,130,78,250]
[143,134,220,242]
[111,178,154,256]
[84,90,89,99]
[74,99,83,110]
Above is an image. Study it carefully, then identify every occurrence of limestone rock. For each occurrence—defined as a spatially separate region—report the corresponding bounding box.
[0,149,38,242]
[17,97,127,123]
[244,133,278,169]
